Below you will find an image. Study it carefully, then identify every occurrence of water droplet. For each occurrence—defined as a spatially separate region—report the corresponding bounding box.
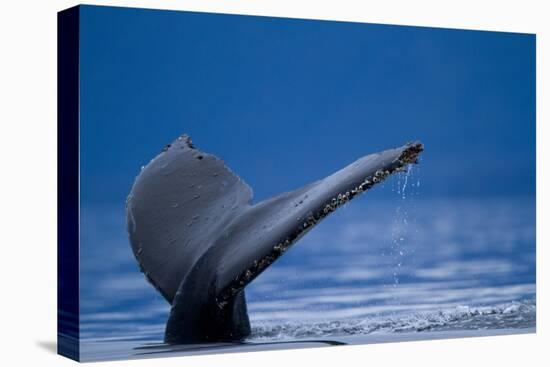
[400,164,412,199]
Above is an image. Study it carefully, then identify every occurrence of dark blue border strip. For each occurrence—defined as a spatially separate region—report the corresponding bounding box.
[57,5,80,362]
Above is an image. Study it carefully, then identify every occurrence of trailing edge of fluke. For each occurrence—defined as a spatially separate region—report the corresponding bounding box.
[126,135,424,343]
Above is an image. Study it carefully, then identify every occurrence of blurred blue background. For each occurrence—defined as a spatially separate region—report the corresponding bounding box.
[79,5,535,205]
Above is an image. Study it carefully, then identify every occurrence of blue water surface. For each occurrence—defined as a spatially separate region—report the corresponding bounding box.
[79,169,535,361]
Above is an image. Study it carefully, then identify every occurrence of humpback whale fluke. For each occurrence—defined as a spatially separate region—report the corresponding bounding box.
[126,135,423,344]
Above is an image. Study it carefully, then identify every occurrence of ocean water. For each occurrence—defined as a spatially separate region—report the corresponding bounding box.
[78,173,536,361]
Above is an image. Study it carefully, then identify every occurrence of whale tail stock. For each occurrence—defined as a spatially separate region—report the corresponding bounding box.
[125,135,423,344]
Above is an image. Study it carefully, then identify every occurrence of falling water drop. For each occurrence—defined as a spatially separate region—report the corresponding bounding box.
[387,163,419,302]
[401,164,412,199]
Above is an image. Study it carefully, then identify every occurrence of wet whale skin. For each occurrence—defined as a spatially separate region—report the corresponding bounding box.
[126,135,423,343]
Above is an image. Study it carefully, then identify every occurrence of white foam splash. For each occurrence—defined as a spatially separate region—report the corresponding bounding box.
[249,299,535,341]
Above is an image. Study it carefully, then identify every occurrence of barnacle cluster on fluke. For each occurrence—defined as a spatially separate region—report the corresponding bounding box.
[126,135,423,344]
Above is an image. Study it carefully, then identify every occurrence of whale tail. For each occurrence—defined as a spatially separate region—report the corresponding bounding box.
[126,135,423,343]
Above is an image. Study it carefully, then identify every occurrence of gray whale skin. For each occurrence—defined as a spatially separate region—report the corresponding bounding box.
[126,135,423,344]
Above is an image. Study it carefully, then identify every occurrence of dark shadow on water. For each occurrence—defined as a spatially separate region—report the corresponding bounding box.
[36,340,57,354]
